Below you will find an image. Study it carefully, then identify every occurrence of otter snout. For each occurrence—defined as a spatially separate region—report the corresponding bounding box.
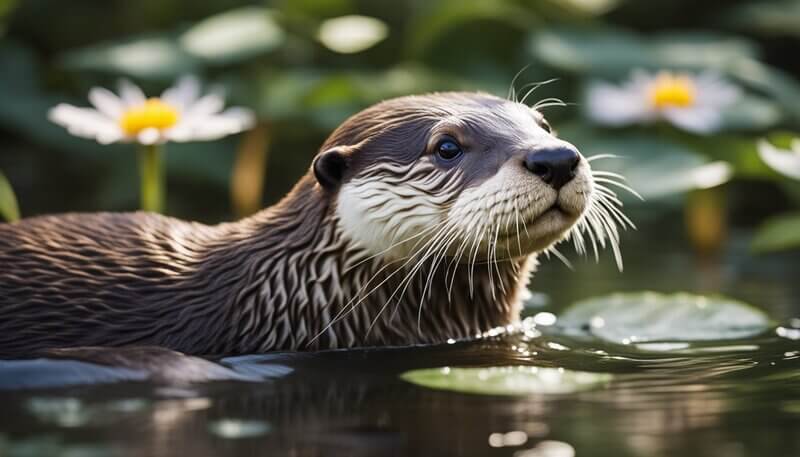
[524,145,581,190]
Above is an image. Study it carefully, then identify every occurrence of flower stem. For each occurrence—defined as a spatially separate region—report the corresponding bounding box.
[138,144,164,213]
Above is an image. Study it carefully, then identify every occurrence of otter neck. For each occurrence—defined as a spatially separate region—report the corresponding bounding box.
[203,177,534,353]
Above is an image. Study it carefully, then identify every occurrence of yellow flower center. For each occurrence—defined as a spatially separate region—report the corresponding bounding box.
[119,98,180,135]
[649,73,696,109]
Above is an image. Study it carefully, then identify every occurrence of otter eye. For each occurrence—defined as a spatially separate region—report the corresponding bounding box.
[435,139,463,162]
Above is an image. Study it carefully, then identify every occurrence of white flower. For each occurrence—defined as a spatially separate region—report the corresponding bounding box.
[586,70,740,134]
[49,76,255,145]
[758,138,800,180]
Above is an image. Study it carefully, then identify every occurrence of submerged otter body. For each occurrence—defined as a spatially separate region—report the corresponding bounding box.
[0,92,623,357]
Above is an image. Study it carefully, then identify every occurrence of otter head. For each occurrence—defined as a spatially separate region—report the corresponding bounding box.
[312,92,622,265]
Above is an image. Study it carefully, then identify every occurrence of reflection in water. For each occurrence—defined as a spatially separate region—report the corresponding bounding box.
[1,329,799,457]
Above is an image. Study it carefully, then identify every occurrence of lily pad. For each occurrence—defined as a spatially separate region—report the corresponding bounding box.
[557,292,771,345]
[751,212,800,253]
[401,366,612,396]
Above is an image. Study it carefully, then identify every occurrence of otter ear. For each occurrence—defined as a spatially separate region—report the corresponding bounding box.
[313,147,351,191]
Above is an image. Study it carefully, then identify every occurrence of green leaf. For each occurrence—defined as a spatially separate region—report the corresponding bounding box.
[401,366,612,396]
[317,15,388,54]
[180,7,284,65]
[752,212,800,253]
[530,27,757,78]
[723,0,800,38]
[557,292,771,346]
[560,129,732,200]
[0,170,20,222]
[729,59,800,122]
[407,0,534,57]
[62,33,198,80]
[256,65,487,126]
[720,94,782,131]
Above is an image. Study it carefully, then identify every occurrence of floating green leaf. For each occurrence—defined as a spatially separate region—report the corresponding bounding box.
[401,366,612,396]
[0,170,19,222]
[180,7,284,65]
[557,292,771,345]
[752,212,800,253]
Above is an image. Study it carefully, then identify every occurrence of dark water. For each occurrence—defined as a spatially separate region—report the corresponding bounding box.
[1,212,799,457]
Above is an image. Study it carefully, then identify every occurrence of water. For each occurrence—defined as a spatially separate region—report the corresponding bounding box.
[1,211,799,457]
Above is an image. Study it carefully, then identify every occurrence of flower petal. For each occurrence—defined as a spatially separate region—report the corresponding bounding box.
[88,87,124,119]
[183,91,226,119]
[758,139,800,180]
[167,108,255,142]
[586,81,652,126]
[695,72,740,109]
[137,127,162,145]
[48,103,125,144]
[162,75,201,110]
[661,106,722,134]
[118,79,146,107]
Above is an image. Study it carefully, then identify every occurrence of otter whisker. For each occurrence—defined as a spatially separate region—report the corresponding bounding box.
[586,205,624,270]
[594,194,636,230]
[586,153,620,162]
[484,224,498,302]
[507,64,534,101]
[384,226,456,335]
[310,218,454,344]
[591,170,629,181]
[592,177,644,201]
[532,97,568,110]
[490,222,507,298]
[513,198,523,257]
[445,216,480,301]
[417,224,465,331]
[467,216,488,298]
[344,218,451,272]
[364,224,456,339]
[543,246,574,270]
[519,78,560,105]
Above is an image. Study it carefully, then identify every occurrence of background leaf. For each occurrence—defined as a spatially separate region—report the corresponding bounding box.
[180,6,284,65]
[751,212,800,253]
[0,170,20,221]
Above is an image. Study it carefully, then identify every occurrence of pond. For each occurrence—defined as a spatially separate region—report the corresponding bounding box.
[1,207,799,457]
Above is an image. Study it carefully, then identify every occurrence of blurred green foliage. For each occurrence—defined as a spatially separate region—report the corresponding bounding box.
[0,0,799,251]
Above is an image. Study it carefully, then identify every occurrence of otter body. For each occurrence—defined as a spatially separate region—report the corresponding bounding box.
[0,92,622,357]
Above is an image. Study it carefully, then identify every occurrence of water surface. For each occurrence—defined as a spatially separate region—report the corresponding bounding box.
[1,211,799,457]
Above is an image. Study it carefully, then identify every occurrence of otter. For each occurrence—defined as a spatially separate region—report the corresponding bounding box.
[0,92,627,357]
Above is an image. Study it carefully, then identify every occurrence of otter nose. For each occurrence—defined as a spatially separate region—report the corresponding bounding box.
[524,146,580,190]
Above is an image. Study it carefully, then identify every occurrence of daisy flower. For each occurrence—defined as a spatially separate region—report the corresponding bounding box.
[586,70,740,134]
[48,76,255,213]
[49,76,254,145]
[758,138,800,180]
